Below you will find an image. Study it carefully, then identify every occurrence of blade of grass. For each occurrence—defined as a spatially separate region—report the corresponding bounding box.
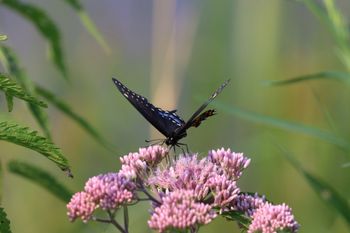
[278,145,350,226]
[0,46,51,139]
[0,208,12,233]
[263,71,350,86]
[213,102,350,152]
[297,0,350,71]
[62,0,110,53]
[296,0,331,28]
[0,121,72,177]
[35,85,113,151]
[8,160,72,202]
[1,0,68,79]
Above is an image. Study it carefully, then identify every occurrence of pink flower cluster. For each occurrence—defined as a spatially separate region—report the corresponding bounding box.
[66,146,299,233]
[233,193,299,233]
[208,148,251,180]
[148,190,217,233]
[148,148,246,209]
[248,203,300,233]
[120,145,168,179]
[67,192,96,223]
[67,172,136,222]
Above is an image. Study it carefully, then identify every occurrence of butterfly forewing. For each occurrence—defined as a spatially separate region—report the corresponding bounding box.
[112,78,185,137]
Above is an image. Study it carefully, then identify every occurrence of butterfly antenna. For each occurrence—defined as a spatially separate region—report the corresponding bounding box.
[145,138,163,143]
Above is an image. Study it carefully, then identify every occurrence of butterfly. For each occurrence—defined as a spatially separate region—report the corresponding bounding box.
[112,78,230,149]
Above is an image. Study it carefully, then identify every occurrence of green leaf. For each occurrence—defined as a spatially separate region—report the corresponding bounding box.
[0,121,72,176]
[1,0,67,79]
[5,94,13,112]
[278,146,350,226]
[263,71,350,86]
[0,34,8,41]
[62,0,110,53]
[0,45,51,139]
[221,210,251,229]
[0,208,12,233]
[213,102,350,152]
[0,74,47,109]
[35,85,112,149]
[8,160,73,202]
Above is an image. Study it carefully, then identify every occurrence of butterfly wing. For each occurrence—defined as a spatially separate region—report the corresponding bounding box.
[190,109,216,128]
[112,78,185,137]
[176,79,230,134]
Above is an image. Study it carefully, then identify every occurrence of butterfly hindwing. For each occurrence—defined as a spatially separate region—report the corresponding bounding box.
[175,79,230,135]
[112,78,185,137]
[190,109,216,128]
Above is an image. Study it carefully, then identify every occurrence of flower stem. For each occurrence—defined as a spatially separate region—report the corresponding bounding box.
[123,206,129,233]
[138,181,161,205]
[106,210,125,232]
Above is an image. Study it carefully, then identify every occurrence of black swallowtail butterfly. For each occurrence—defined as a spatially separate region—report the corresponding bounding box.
[112,78,230,148]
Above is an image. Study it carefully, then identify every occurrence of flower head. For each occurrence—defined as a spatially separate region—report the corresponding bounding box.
[120,145,168,179]
[207,174,240,208]
[84,172,137,210]
[67,192,97,222]
[248,203,299,233]
[148,190,217,233]
[208,148,250,180]
[232,193,266,217]
[148,154,216,200]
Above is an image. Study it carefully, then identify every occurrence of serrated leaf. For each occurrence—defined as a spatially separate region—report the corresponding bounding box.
[62,0,110,53]
[5,94,13,112]
[213,102,350,152]
[0,121,72,176]
[0,208,12,233]
[1,0,67,79]
[8,160,72,202]
[0,34,8,41]
[0,45,51,139]
[0,74,47,109]
[35,85,112,150]
[278,146,350,226]
[263,71,350,86]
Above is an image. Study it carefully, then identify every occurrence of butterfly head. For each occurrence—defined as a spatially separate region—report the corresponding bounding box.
[164,131,187,146]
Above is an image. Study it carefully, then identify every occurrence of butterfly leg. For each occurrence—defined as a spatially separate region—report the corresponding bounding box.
[176,143,189,154]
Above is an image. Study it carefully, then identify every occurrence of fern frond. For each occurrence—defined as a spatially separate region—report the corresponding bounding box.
[0,73,47,110]
[8,160,72,202]
[0,46,51,139]
[0,208,12,233]
[0,121,72,176]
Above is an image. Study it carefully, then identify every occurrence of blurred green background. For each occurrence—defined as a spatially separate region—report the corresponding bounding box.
[0,0,349,232]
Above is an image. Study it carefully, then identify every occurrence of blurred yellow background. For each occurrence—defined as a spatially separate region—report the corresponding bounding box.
[0,0,349,232]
